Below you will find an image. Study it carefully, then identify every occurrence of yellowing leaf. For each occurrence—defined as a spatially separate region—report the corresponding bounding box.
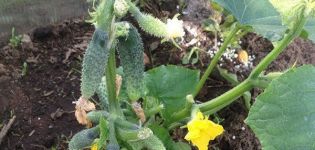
[269,0,302,24]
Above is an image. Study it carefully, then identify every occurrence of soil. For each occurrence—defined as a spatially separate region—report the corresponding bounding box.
[0,20,93,150]
[1,1,315,150]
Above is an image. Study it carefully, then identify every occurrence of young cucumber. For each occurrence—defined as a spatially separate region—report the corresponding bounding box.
[117,24,144,101]
[69,126,99,150]
[81,29,109,99]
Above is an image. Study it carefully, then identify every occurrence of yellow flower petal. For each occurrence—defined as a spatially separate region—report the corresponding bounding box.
[185,111,224,150]
[91,143,98,150]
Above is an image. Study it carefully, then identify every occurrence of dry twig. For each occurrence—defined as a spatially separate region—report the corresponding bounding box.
[0,115,16,144]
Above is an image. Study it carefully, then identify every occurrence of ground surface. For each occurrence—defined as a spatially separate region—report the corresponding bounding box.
[1,1,315,150]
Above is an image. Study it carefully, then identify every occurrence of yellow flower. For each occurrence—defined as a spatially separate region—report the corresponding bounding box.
[185,112,224,150]
[91,143,98,150]
[166,15,185,39]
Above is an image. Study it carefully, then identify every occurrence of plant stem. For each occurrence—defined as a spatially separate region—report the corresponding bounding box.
[249,16,307,79]
[198,79,253,113]
[198,15,307,115]
[193,25,240,97]
[106,48,123,116]
[169,15,307,129]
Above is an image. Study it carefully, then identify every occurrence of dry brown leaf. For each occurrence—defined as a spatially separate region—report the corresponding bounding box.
[143,52,150,65]
[50,108,65,120]
[115,74,122,97]
[74,97,95,126]
[75,96,96,111]
[75,108,88,125]
[132,102,146,123]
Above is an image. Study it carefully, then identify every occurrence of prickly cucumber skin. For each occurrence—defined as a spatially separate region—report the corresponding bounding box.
[106,143,120,150]
[69,126,100,150]
[128,135,166,150]
[96,76,109,110]
[81,29,109,99]
[89,0,115,31]
[117,24,144,101]
[127,1,167,38]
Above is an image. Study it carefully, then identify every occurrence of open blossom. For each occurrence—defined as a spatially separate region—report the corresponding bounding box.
[185,112,224,150]
[91,143,98,150]
[166,16,185,39]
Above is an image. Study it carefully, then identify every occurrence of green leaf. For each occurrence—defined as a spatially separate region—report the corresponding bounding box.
[173,142,191,150]
[269,0,302,23]
[149,124,174,150]
[145,65,199,123]
[304,18,315,42]
[246,65,315,150]
[269,1,315,42]
[214,0,285,41]
[149,124,191,150]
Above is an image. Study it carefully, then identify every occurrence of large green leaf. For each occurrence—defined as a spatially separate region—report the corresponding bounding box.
[214,0,285,41]
[246,65,315,150]
[304,19,315,42]
[145,65,199,123]
[269,0,315,42]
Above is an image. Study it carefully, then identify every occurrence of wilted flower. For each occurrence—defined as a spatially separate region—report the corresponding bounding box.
[237,50,249,65]
[185,111,224,150]
[74,96,96,126]
[166,15,185,39]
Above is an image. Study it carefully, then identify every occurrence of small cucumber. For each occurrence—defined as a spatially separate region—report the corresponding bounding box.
[69,126,100,150]
[127,1,167,37]
[81,29,109,99]
[127,134,166,150]
[117,24,144,101]
[96,76,109,110]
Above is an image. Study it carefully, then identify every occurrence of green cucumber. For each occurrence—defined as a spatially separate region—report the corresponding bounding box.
[127,134,166,150]
[117,24,145,101]
[89,0,115,31]
[69,126,100,150]
[80,29,109,99]
[127,1,167,37]
[96,76,109,109]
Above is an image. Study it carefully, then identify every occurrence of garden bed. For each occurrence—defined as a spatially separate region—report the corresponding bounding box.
[1,0,315,150]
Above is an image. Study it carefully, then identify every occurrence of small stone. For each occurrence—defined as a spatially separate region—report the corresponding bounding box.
[49,124,54,128]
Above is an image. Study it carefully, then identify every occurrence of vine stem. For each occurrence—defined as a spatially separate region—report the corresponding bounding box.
[193,24,240,97]
[198,15,307,115]
[170,15,307,125]
[249,16,307,79]
[106,18,124,117]
[198,79,253,113]
[106,48,123,116]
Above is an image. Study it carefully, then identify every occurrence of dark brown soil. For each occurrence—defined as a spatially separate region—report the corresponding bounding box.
[1,1,315,150]
[0,20,93,150]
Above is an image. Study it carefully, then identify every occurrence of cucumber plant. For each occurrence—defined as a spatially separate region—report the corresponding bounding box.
[69,0,315,150]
